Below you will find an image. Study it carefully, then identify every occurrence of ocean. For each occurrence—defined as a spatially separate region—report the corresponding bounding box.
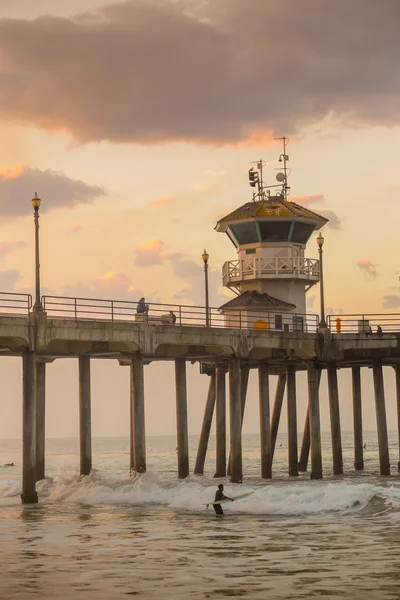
[1,431,400,600]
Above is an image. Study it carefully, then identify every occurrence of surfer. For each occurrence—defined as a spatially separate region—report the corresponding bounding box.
[213,484,234,516]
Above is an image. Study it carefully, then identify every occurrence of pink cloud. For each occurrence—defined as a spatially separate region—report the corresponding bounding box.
[68,223,83,233]
[95,271,131,292]
[356,259,379,280]
[148,196,172,207]
[134,239,165,266]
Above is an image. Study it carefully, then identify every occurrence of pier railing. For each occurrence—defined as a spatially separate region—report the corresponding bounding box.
[41,295,319,332]
[223,257,320,287]
[327,313,400,334]
[0,292,32,315]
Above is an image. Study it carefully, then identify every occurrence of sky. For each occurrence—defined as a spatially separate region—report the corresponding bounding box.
[1,0,400,455]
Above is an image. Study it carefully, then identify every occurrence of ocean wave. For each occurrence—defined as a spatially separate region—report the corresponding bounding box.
[1,472,400,515]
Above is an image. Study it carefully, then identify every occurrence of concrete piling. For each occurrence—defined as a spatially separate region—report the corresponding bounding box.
[327,362,343,475]
[258,362,272,478]
[372,360,390,476]
[215,367,227,477]
[298,369,321,472]
[79,356,92,476]
[286,367,298,477]
[227,364,249,476]
[21,350,38,504]
[352,366,364,470]
[270,373,286,459]
[131,354,146,473]
[307,363,323,480]
[229,358,242,483]
[395,365,400,472]
[194,372,216,475]
[175,358,189,479]
[35,361,46,482]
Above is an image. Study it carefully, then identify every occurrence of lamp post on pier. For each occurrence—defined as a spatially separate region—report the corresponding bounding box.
[316,232,326,329]
[32,192,43,312]
[202,249,210,327]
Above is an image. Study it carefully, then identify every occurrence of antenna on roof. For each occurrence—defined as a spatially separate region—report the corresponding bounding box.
[274,136,290,199]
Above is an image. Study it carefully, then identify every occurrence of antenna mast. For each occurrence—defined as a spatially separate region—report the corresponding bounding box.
[274,136,290,199]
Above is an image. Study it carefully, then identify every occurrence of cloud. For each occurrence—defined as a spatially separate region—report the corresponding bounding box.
[356,259,379,280]
[94,271,131,293]
[382,294,400,309]
[0,163,105,217]
[68,223,83,233]
[0,241,27,259]
[291,194,343,230]
[148,197,172,207]
[0,0,399,145]
[0,269,20,290]
[134,239,166,266]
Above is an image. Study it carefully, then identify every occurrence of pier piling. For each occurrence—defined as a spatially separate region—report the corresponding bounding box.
[286,367,298,477]
[352,366,364,470]
[259,362,272,478]
[131,354,146,473]
[307,363,323,480]
[395,365,400,472]
[21,350,38,504]
[327,363,343,475]
[270,373,286,459]
[229,358,242,483]
[227,364,249,476]
[298,369,321,472]
[175,358,189,479]
[372,361,390,476]
[215,367,227,477]
[79,356,92,476]
[35,361,46,482]
[194,372,216,475]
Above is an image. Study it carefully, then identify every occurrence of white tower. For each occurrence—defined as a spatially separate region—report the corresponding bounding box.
[216,143,328,331]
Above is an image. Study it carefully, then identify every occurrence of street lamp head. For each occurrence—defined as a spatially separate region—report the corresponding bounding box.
[316,232,324,247]
[202,249,209,263]
[31,192,41,209]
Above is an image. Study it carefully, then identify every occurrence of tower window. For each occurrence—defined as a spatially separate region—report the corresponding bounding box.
[230,222,258,244]
[275,314,283,330]
[290,222,314,243]
[258,221,292,242]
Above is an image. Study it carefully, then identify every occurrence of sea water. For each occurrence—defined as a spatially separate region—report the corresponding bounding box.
[1,432,400,599]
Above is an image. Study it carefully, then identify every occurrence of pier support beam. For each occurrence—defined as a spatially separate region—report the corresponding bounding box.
[79,356,92,476]
[395,365,400,472]
[194,372,216,475]
[259,363,271,479]
[21,350,38,504]
[327,363,343,475]
[298,369,321,472]
[215,367,227,477]
[372,361,390,476]
[35,361,46,482]
[175,359,189,479]
[271,373,286,459]
[286,367,298,477]
[227,364,249,476]
[352,366,364,470]
[229,358,242,483]
[130,354,146,473]
[307,363,323,480]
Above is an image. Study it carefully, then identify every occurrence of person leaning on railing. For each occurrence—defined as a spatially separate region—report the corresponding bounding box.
[136,297,149,315]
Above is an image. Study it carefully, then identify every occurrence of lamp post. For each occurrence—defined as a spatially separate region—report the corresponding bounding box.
[202,249,210,327]
[32,192,43,312]
[316,232,326,329]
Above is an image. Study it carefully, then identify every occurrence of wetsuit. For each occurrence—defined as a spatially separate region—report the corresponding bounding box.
[213,489,225,515]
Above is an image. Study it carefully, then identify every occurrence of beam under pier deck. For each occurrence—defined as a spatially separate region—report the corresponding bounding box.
[307,363,323,480]
[286,367,298,477]
[258,362,271,479]
[215,367,227,478]
[194,372,216,475]
[352,366,364,470]
[130,354,146,473]
[21,350,38,504]
[229,358,242,484]
[372,360,390,476]
[270,373,286,460]
[79,356,92,476]
[35,361,46,482]
[327,362,343,475]
[175,358,189,479]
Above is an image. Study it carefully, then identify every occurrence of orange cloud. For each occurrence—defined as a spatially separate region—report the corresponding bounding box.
[134,239,165,266]
[0,163,26,180]
[148,196,172,207]
[96,271,131,290]
[356,259,379,280]
[68,223,83,233]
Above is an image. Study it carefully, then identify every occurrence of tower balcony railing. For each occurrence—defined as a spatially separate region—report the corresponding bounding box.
[222,257,320,286]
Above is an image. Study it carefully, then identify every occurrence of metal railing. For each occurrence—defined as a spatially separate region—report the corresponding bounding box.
[42,295,319,332]
[223,257,320,287]
[0,292,32,315]
[327,313,400,334]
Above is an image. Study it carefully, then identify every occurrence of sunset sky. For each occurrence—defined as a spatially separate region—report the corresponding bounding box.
[1,0,400,447]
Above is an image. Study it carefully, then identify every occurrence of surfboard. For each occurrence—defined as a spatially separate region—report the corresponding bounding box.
[204,491,254,509]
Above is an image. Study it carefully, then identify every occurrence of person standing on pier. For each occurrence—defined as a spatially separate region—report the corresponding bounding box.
[213,484,234,516]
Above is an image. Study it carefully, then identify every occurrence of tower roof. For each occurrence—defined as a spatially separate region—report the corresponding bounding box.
[215,197,328,232]
[219,290,296,311]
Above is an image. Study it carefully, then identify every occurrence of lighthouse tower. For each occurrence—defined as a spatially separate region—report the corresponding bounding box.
[216,140,328,331]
